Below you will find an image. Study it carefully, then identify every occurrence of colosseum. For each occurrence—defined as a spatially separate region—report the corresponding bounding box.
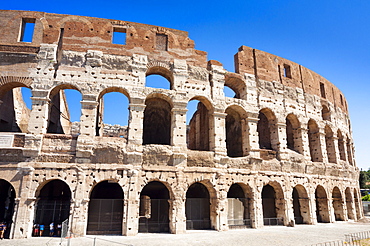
[0,10,363,239]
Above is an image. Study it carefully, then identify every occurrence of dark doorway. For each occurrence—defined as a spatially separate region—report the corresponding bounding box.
[292,187,303,224]
[186,183,211,230]
[139,181,170,233]
[227,184,251,228]
[262,184,282,225]
[0,180,15,239]
[332,187,344,221]
[315,186,330,223]
[87,181,123,235]
[34,180,71,237]
[225,108,243,157]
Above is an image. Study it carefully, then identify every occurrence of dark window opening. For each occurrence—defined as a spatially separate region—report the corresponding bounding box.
[156,33,168,51]
[186,183,211,230]
[227,184,251,228]
[257,111,272,150]
[340,94,344,106]
[283,64,292,78]
[20,18,36,42]
[315,186,330,223]
[332,187,344,221]
[187,100,210,151]
[320,82,326,98]
[0,180,15,239]
[321,105,331,121]
[226,107,243,157]
[112,27,126,45]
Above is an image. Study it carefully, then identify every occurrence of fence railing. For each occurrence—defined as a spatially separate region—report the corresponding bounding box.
[310,230,370,246]
[263,217,284,226]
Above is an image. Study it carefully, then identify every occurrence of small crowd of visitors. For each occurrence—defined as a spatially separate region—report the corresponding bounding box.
[33,222,62,237]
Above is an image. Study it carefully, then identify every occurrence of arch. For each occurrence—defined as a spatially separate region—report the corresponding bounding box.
[87,180,124,235]
[353,188,361,220]
[345,187,355,220]
[332,186,344,221]
[225,106,246,157]
[96,87,130,138]
[143,96,172,145]
[315,185,330,223]
[185,182,212,230]
[138,181,170,233]
[0,179,16,239]
[146,65,173,89]
[337,130,346,161]
[224,73,246,99]
[321,105,331,121]
[0,81,32,133]
[325,125,336,163]
[47,84,82,134]
[257,108,277,150]
[262,182,284,225]
[187,97,213,151]
[227,183,252,228]
[292,185,310,224]
[34,179,71,237]
[286,113,302,153]
[308,119,322,162]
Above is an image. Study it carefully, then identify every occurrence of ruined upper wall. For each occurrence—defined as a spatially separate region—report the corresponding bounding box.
[0,10,207,67]
[235,46,348,113]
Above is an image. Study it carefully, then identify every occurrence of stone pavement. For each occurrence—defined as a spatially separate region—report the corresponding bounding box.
[0,221,369,246]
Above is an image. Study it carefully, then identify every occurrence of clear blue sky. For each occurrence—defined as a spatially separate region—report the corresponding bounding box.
[4,0,370,170]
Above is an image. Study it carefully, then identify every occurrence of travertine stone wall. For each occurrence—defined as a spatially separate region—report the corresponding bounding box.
[0,10,361,239]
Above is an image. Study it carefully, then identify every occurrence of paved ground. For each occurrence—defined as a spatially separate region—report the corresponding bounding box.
[1,220,369,246]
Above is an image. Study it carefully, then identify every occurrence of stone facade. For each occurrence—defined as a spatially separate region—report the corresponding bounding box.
[0,10,362,239]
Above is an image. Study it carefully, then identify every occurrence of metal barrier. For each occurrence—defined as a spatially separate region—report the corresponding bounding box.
[310,230,370,246]
[263,217,284,226]
[69,232,133,246]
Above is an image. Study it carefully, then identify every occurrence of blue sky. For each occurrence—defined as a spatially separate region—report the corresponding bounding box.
[6,0,370,170]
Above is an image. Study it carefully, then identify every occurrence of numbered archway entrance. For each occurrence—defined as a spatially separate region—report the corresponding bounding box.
[0,180,15,239]
[186,182,211,230]
[315,185,330,223]
[34,180,71,237]
[139,181,170,233]
[87,181,123,235]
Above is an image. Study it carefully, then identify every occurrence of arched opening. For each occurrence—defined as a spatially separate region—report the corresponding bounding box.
[332,187,344,221]
[0,84,31,133]
[34,180,71,237]
[96,89,129,138]
[139,181,170,233]
[325,125,336,163]
[47,86,82,134]
[345,187,355,220]
[187,99,211,151]
[353,188,361,220]
[292,185,310,224]
[258,111,271,150]
[224,74,246,99]
[346,137,353,165]
[143,97,171,145]
[286,114,302,153]
[337,130,346,161]
[0,180,15,239]
[315,185,330,223]
[87,181,124,235]
[186,182,211,230]
[146,66,172,90]
[308,119,322,162]
[321,105,331,121]
[227,183,252,228]
[224,86,236,98]
[262,184,284,225]
[225,106,244,157]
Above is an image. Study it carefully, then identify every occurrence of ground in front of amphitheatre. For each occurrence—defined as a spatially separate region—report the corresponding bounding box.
[1,220,370,246]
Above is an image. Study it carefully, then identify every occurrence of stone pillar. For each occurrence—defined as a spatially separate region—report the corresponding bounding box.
[327,196,335,223]
[285,189,295,226]
[252,186,264,228]
[172,59,188,91]
[245,113,260,158]
[131,54,148,87]
[332,134,340,164]
[69,166,87,236]
[212,111,227,157]
[318,129,327,163]
[300,126,312,161]
[76,96,98,160]
[12,167,34,239]
[276,122,288,160]
[27,90,50,135]
[123,171,140,236]
[169,197,186,234]
[127,99,145,146]
[215,196,228,231]
[171,102,187,149]
[309,189,318,224]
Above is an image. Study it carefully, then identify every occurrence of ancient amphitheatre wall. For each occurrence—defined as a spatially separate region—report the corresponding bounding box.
[0,10,361,239]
